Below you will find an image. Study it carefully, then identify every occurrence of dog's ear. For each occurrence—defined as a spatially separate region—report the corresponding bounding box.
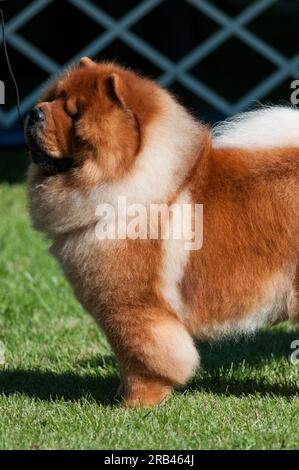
[105,73,127,109]
[79,56,95,68]
[65,96,78,117]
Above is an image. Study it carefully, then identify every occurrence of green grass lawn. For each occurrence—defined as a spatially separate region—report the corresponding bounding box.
[0,182,299,450]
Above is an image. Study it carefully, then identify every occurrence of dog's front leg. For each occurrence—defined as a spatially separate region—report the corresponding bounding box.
[103,307,200,407]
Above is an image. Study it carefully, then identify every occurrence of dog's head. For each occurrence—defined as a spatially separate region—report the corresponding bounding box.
[25,57,160,185]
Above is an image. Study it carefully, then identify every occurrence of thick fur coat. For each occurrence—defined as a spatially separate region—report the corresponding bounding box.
[26,58,299,406]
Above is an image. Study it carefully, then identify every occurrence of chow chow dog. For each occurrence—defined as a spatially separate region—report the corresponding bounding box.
[25,57,299,406]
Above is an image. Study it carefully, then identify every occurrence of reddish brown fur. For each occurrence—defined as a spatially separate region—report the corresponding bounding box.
[183,146,299,335]
[36,59,160,187]
[27,58,299,407]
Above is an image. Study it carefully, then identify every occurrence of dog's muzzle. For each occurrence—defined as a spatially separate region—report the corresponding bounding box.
[25,107,73,176]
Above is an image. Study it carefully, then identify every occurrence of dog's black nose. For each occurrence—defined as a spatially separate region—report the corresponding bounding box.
[28,107,44,126]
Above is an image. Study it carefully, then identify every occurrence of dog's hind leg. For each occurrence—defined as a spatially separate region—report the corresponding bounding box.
[289,262,299,323]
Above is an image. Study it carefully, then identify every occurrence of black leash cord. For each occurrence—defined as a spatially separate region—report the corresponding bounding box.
[0,5,24,127]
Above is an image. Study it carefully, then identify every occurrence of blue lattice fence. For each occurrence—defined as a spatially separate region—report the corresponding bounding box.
[0,0,298,142]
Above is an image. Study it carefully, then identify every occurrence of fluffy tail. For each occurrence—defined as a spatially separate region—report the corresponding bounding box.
[212,106,299,149]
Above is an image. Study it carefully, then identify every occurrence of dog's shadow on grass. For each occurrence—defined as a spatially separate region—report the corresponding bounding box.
[189,327,299,398]
[0,355,120,406]
[0,328,298,404]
